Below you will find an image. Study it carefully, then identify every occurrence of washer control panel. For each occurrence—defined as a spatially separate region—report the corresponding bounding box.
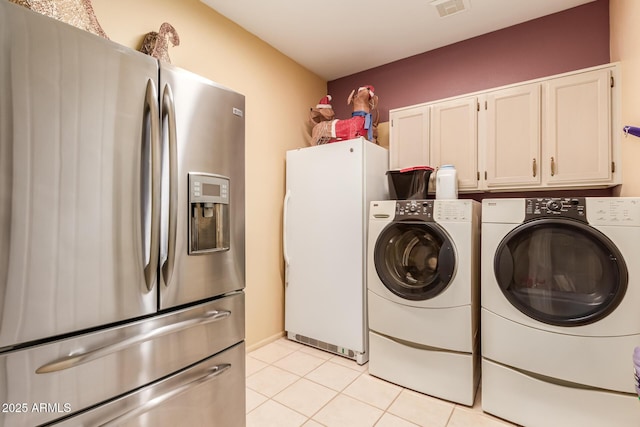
[395,200,434,221]
[434,200,472,222]
[524,197,586,222]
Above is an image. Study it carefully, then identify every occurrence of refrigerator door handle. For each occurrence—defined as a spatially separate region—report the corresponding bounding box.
[283,189,291,268]
[143,79,162,292]
[161,83,178,287]
[35,310,231,374]
[98,364,232,427]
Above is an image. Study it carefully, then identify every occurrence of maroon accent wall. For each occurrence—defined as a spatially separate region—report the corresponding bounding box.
[327,0,610,123]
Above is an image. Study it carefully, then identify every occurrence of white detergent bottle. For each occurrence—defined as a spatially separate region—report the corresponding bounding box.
[436,165,458,199]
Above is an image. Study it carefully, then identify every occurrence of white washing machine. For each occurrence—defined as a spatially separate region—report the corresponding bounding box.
[481,197,640,427]
[367,199,480,405]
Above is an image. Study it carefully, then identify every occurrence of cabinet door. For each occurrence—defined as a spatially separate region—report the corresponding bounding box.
[389,106,430,169]
[430,97,478,191]
[544,69,612,185]
[484,84,541,189]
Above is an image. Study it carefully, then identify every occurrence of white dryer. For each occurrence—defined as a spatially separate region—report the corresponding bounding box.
[367,199,480,405]
[481,197,640,427]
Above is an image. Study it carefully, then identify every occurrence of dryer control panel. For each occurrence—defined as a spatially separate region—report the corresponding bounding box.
[587,198,640,225]
[395,200,434,221]
[525,197,586,222]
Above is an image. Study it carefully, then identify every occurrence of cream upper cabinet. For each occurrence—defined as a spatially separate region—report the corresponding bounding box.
[543,68,613,186]
[430,97,479,191]
[388,64,620,193]
[389,105,430,169]
[483,83,541,189]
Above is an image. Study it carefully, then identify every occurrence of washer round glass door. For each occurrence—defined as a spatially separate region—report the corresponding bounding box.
[374,221,456,301]
[494,218,628,326]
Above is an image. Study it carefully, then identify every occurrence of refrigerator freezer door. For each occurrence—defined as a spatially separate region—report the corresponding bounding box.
[52,342,246,427]
[0,293,244,427]
[0,2,159,348]
[158,63,246,309]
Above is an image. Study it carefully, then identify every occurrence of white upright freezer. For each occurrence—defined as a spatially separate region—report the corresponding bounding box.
[283,137,388,364]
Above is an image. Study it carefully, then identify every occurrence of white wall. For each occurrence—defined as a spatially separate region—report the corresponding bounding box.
[611,0,640,196]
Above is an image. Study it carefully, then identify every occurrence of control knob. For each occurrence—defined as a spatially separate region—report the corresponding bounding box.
[546,200,562,212]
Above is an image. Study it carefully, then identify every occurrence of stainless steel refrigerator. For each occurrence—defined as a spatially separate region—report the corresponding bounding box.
[0,2,246,425]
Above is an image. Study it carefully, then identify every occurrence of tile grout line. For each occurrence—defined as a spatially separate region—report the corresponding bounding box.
[300,369,366,426]
[247,343,380,425]
[246,353,334,425]
[248,347,424,427]
[248,340,513,427]
[373,385,420,427]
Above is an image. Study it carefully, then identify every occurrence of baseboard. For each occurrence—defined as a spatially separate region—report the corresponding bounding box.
[245,331,286,353]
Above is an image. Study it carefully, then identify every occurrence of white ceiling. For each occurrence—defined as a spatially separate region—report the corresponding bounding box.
[200,0,596,81]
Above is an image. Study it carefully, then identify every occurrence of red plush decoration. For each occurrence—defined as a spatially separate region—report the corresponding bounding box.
[310,86,379,145]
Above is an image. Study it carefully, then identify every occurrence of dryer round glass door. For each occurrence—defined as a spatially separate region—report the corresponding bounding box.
[373,221,456,301]
[494,218,628,326]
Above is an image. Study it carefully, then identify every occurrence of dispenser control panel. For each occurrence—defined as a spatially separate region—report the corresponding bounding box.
[189,173,229,205]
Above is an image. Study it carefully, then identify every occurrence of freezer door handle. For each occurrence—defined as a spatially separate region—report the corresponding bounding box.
[283,190,291,273]
[161,83,178,287]
[143,79,162,292]
[35,309,231,374]
[99,364,232,427]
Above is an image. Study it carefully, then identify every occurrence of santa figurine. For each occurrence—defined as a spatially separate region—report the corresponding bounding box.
[309,95,335,125]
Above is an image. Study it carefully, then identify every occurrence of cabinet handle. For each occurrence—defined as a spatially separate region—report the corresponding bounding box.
[550,157,556,176]
[532,158,537,177]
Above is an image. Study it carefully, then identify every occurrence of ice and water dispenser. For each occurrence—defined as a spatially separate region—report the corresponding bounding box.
[188,173,230,254]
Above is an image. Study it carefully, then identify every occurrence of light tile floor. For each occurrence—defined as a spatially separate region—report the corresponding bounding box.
[246,338,520,427]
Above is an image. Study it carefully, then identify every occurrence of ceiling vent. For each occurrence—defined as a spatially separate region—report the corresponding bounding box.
[431,0,470,18]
